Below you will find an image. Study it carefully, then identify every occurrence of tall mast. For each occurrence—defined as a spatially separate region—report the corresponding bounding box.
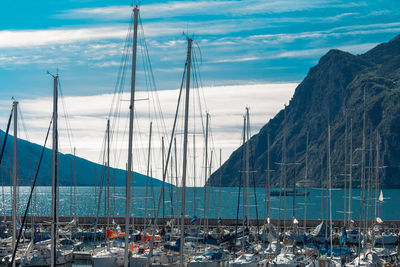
[51,74,58,267]
[106,119,110,247]
[245,107,250,229]
[293,137,297,219]
[12,100,18,267]
[180,37,192,266]
[241,115,246,253]
[193,133,196,217]
[124,6,139,267]
[283,105,287,231]
[374,132,379,219]
[344,109,348,224]
[267,134,271,223]
[174,138,179,218]
[304,132,308,231]
[242,115,246,231]
[162,136,165,219]
[348,119,353,224]
[144,122,152,228]
[218,148,222,219]
[328,118,333,259]
[203,113,209,232]
[73,147,77,220]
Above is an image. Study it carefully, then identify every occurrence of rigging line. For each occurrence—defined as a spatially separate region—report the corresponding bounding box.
[17,105,30,142]
[0,108,13,166]
[58,79,75,154]
[107,16,133,162]
[10,118,52,267]
[108,12,134,120]
[139,14,169,138]
[149,60,187,259]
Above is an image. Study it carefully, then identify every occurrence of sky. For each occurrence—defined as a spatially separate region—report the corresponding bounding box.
[0,0,399,185]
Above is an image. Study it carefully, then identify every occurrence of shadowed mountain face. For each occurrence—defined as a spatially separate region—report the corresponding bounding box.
[208,34,400,188]
[0,130,162,187]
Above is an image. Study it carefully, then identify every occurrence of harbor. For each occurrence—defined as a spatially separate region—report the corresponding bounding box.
[1,0,400,266]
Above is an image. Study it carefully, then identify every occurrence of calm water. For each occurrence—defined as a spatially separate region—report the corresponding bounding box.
[0,186,398,221]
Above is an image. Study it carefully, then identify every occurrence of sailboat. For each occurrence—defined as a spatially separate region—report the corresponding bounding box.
[21,74,73,267]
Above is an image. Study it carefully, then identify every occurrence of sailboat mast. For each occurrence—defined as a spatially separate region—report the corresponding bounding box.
[144,122,152,228]
[348,119,353,223]
[245,108,250,229]
[12,100,17,267]
[374,132,379,219]
[203,113,209,232]
[51,74,59,267]
[124,6,139,267]
[267,134,271,222]
[328,119,333,259]
[180,37,193,266]
[242,115,246,232]
[344,110,348,224]
[304,132,308,231]
[106,119,110,247]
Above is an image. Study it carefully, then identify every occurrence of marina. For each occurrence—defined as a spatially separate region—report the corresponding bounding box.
[1,1,400,266]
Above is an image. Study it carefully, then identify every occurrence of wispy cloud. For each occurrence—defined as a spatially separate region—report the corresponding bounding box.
[250,22,400,44]
[56,0,353,21]
[0,26,127,48]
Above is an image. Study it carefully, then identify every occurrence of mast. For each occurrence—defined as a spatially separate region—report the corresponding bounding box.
[180,37,193,266]
[267,134,271,223]
[203,113,209,232]
[193,133,196,217]
[245,107,251,229]
[344,110,348,224]
[73,147,77,221]
[374,132,379,219]
[144,122,152,228]
[242,115,247,232]
[328,118,333,259]
[241,115,246,253]
[12,100,17,267]
[348,119,353,224]
[283,105,287,231]
[293,137,297,219]
[51,74,58,267]
[162,137,165,219]
[304,132,309,231]
[218,148,222,219]
[124,6,139,267]
[106,119,110,247]
[174,138,179,219]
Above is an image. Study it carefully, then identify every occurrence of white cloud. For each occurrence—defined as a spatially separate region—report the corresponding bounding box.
[56,0,344,20]
[250,22,400,44]
[2,83,297,185]
[0,26,127,48]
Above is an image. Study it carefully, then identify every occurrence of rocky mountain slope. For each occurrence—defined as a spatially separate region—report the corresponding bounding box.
[208,34,400,188]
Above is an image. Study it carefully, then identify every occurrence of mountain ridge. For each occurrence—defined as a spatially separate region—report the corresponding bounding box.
[208,34,400,188]
[0,130,164,187]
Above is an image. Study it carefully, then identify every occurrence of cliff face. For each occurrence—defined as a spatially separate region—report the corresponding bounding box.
[0,130,162,186]
[208,34,400,188]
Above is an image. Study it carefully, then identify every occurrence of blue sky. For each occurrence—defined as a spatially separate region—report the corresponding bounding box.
[1,0,399,99]
[1,0,400,183]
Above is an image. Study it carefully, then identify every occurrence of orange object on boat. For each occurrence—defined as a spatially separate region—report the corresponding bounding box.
[106,229,125,238]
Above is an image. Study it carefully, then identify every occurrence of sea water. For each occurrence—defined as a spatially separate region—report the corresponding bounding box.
[0,186,398,221]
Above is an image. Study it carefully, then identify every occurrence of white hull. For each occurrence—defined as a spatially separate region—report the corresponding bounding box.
[92,247,124,267]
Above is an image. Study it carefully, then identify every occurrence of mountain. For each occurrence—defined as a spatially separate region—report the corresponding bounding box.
[0,130,163,187]
[208,34,400,188]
